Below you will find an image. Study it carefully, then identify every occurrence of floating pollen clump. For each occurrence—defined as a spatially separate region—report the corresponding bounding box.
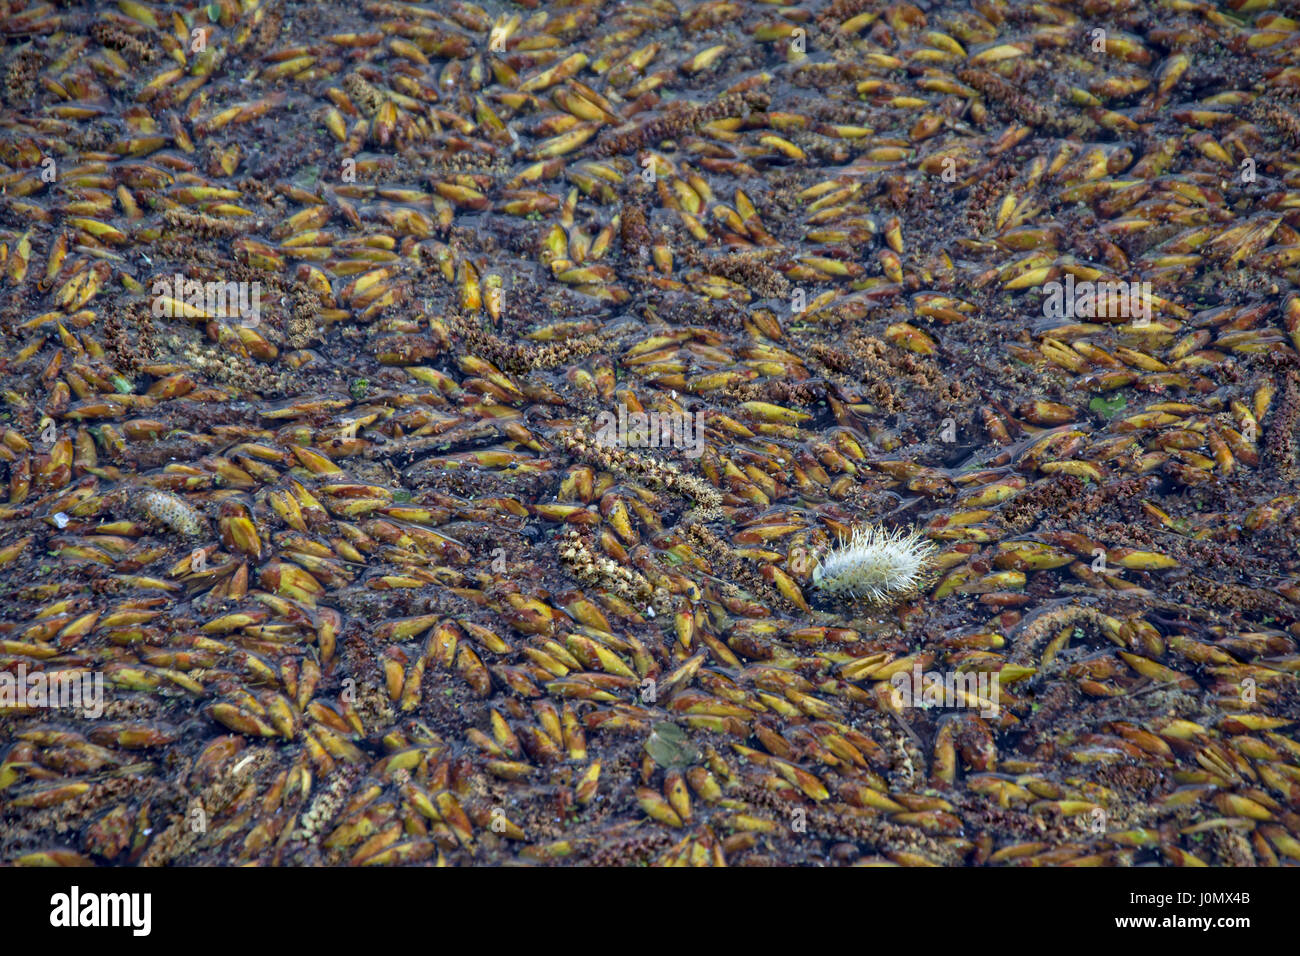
[811,525,937,606]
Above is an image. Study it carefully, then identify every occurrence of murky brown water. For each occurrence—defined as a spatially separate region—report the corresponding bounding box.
[1,0,1298,867]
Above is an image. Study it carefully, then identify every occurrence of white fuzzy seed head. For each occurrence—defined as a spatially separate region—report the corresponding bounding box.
[811,525,937,606]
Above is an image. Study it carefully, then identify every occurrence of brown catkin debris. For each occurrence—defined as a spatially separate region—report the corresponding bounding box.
[1010,604,1105,665]
[1011,474,1157,535]
[619,204,652,262]
[1249,99,1300,148]
[1076,475,1161,515]
[176,336,291,396]
[807,343,856,375]
[1174,577,1294,619]
[589,829,673,865]
[819,0,878,25]
[3,46,43,102]
[556,427,723,514]
[7,777,140,849]
[558,528,661,609]
[683,522,780,603]
[811,806,960,864]
[141,750,272,866]
[247,5,284,55]
[89,22,157,62]
[789,61,873,88]
[849,334,942,390]
[934,378,978,410]
[801,97,876,128]
[595,92,769,157]
[342,71,385,114]
[1266,371,1299,480]
[727,379,825,408]
[1207,829,1256,867]
[807,337,930,411]
[286,285,323,349]
[1000,474,1086,532]
[697,252,791,299]
[446,314,615,374]
[421,148,509,176]
[292,766,359,843]
[103,305,158,374]
[237,176,284,209]
[964,162,1018,236]
[956,68,1052,127]
[163,208,252,238]
[957,68,1098,137]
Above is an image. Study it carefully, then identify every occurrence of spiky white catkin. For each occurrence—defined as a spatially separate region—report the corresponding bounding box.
[811,525,937,606]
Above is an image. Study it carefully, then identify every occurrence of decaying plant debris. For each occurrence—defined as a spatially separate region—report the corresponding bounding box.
[1,0,1299,867]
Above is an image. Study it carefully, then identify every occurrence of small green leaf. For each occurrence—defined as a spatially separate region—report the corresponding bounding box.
[1089,394,1127,420]
[644,722,699,769]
